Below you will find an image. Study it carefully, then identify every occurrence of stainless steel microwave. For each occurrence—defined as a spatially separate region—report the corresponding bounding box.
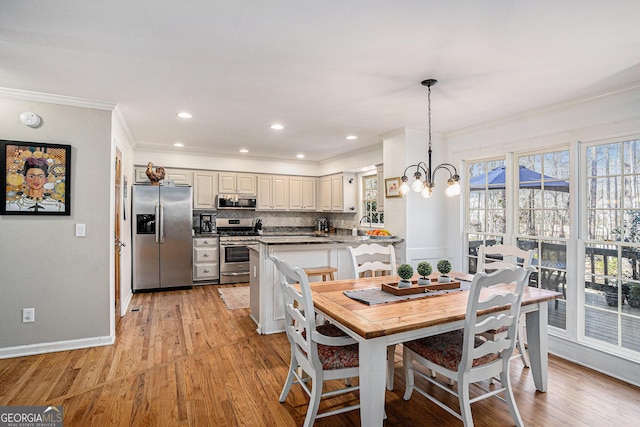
[216,194,257,210]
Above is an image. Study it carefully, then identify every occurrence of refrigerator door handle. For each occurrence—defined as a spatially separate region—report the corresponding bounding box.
[155,203,160,244]
[159,203,165,243]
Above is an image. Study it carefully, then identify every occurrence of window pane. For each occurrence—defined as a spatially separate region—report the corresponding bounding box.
[518,149,570,239]
[621,314,640,352]
[486,209,505,233]
[587,143,622,176]
[587,177,621,208]
[585,307,618,345]
[588,209,622,241]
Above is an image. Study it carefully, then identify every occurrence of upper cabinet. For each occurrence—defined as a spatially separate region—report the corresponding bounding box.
[134,166,193,186]
[193,171,218,208]
[218,172,257,195]
[289,176,317,211]
[257,175,289,210]
[320,173,356,212]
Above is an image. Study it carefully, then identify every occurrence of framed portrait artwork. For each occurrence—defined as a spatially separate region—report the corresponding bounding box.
[385,177,402,198]
[1,140,71,215]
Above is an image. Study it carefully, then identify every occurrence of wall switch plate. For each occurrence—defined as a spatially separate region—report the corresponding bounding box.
[76,223,86,237]
[23,308,35,323]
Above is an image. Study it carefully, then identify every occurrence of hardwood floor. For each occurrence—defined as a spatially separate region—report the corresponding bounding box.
[1,284,639,426]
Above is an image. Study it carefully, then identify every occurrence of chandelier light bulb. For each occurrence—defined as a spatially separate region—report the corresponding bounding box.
[412,178,424,192]
[400,181,410,195]
[421,186,432,198]
[446,179,462,197]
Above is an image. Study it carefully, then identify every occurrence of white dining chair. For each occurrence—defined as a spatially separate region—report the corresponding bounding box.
[347,243,397,390]
[402,266,533,427]
[272,256,362,427]
[347,242,397,278]
[477,244,534,368]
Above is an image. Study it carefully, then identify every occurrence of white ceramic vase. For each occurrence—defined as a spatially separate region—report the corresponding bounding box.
[398,280,412,288]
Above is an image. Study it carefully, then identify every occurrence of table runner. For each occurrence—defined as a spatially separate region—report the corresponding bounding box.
[344,287,465,305]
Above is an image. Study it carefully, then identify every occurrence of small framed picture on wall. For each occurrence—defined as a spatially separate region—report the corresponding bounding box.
[1,140,71,215]
[385,177,402,198]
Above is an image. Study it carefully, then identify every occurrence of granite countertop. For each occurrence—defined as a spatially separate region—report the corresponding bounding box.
[256,234,403,245]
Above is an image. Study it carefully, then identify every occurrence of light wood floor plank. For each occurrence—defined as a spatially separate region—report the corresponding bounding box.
[1,284,639,426]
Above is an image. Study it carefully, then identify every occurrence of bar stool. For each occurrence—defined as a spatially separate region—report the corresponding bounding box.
[303,266,337,281]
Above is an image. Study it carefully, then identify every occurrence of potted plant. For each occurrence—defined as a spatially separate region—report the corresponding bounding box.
[417,261,433,285]
[604,284,619,307]
[397,263,414,288]
[628,283,640,308]
[437,259,452,283]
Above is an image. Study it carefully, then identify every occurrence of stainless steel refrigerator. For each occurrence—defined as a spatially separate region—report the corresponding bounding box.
[132,185,193,292]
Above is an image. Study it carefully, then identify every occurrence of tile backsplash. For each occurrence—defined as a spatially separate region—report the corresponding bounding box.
[192,209,358,232]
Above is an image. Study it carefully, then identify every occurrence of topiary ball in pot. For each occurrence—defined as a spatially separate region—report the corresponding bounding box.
[417,261,433,286]
[397,263,414,288]
[437,259,452,283]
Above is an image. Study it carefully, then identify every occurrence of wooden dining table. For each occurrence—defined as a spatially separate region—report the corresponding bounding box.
[308,272,562,427]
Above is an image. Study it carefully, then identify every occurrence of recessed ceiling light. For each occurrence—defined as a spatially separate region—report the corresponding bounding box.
[239,149,249,153]
[296,154,305,159]
[174,142,184,147]
[346,135,358,140]
[177,112,192,119]
[270,123,284,130]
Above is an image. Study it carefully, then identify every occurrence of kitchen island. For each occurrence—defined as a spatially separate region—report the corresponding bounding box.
[249,234,403,334]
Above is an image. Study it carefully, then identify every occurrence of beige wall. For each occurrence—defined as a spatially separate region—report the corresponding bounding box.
[0,95,113,355]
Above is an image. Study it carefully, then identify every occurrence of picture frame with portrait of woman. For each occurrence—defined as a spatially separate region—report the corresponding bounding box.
[1,140,71,215]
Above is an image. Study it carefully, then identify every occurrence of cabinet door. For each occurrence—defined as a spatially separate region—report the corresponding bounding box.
[257,175,273,210]
[218,173,237,193]
[303,177,317,210]
[320,177,332,211]
[289,177,304,210]
[331,175,343,211]
[272,175,288,210]
[193,172,217,208]
[166,169,192,186]
[237,173,256,195]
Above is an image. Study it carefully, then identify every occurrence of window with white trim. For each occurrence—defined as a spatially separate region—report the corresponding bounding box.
[361,174,384,226]
[583,138,640,352]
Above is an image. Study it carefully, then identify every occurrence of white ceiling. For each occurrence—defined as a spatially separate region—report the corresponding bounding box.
[2,1,640,162]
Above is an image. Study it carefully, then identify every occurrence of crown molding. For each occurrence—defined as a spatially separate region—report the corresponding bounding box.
[0,87,116,111]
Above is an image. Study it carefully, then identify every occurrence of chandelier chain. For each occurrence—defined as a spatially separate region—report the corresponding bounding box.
[427,83,432,153]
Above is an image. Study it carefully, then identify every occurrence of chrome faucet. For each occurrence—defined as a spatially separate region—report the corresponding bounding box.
[359,215,372,230]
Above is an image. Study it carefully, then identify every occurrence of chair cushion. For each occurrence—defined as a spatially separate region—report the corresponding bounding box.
[316,324,359,370]
[405,329,499,371]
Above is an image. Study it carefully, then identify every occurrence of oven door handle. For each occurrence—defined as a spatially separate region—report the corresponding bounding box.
[220,272,249,276]
[220,242,255,247]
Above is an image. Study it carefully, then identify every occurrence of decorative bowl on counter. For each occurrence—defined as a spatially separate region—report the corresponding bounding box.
[366,229,393,239]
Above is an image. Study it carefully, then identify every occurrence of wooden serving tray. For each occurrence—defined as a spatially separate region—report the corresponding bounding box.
[381,280,461,296]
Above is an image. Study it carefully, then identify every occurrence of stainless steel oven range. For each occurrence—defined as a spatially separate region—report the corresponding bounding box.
[216,218,259,284]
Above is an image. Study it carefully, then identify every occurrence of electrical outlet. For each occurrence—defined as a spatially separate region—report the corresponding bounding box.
[22,308,35,323]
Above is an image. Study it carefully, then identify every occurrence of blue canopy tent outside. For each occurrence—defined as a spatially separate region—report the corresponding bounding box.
[469,164,570,243]
[469,165,570,192]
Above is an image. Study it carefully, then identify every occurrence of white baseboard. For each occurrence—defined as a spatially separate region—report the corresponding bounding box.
[0,335,115,359]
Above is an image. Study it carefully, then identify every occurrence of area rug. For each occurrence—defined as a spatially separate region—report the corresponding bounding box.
[218,286,250,310]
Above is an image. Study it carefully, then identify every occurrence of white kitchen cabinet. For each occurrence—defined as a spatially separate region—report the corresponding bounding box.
[134,166,193,186]
[193,171,218,208]
[193,237,219,282]
[319,173,356,212]
[257,175,288,210]
[218,172,256,195]
[288,176,317,211]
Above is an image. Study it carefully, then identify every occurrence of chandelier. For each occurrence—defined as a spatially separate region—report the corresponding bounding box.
[399,79,461,198]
